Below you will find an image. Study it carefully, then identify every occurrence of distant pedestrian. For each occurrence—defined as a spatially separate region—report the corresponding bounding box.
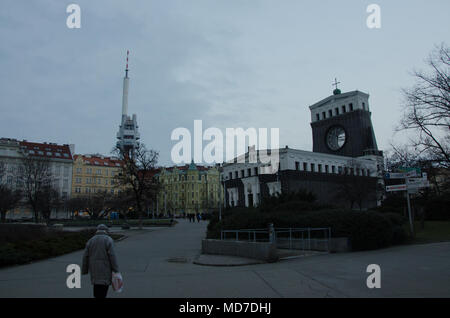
[196,213,201,223]
[82,224,120,299]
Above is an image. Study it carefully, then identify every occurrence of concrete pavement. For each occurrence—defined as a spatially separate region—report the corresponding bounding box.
[0,218,449,297]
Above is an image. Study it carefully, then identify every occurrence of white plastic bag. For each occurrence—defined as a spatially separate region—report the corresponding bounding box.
[112,272,123,293]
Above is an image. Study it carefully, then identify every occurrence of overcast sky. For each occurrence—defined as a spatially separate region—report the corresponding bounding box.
[1,0,449,165]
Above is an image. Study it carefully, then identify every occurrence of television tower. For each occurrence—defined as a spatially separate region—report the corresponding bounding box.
[116,50,140,155]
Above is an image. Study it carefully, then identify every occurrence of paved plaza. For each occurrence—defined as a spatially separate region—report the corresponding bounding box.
[0,219,449,298]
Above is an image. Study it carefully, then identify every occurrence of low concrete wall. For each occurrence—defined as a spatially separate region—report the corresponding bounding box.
[276,237,351,253]
[202,239,279,262]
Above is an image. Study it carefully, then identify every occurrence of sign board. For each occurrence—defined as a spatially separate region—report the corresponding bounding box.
[385,172,407,179]
[398,167,421,176]
[406,180,430,189]
[386,184,407,192]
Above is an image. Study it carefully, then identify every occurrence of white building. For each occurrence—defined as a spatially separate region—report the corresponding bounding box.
[0,138,75,219]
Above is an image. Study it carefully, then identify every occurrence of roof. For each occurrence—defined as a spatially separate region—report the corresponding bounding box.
[309,90,369,110]
[20,141,73,161]
[155,164,217,176]
[74,154,123,167]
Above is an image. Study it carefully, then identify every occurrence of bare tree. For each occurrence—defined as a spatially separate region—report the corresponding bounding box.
[399,43,450,167]
[108,189,135,222]
[0,186,22,222]
[16,155,53,223]
[113,143,160,229]
[66,196,87,219]
[36,185,61,225]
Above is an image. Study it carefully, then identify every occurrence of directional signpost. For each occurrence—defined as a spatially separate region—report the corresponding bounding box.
[385,168,429,236]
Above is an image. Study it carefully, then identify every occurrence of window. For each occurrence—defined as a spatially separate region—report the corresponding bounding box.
[76,168,82,174]
[349,103,353,111]
[342,105,346,113]
[322,112,326,119]
[310,163,315,172]
[316,113,320,121]
[335,108,339,115]
[229,172,232,179]
[254,167,258,175]
[318,164,322,173]
[303,162,308,171]
[295,161,300,171]
[332,166,336,173]
[247,168,251,177]
[235,171,238,179]
[338,166,343,174]
[241,170,244,178]
[328,110,333,117]
[325,165,329,173]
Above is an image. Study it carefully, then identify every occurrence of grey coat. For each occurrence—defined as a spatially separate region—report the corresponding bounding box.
[82,230,119,285]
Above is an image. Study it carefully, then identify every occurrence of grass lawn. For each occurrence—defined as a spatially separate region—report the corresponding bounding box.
[408,221,450,244]
[0,225,124,268]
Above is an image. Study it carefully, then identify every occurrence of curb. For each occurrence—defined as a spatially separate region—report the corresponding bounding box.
[192,254,266,267]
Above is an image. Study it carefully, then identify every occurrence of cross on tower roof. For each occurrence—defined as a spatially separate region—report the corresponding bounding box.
[332,78,341,95]
[332,78,341,90]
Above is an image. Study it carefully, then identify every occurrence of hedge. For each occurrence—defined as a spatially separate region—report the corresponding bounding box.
[0,225,124,268]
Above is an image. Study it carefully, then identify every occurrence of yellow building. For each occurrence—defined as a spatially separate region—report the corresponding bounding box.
[155,161,222,217]
[71,154,124,197]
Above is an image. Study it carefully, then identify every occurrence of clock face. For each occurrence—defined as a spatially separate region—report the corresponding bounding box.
[326,126,346,151]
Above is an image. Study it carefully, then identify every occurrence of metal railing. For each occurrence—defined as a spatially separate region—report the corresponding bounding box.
[220,227,331,252]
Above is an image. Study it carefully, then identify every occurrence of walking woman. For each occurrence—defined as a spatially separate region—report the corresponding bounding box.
[82,224,120,298]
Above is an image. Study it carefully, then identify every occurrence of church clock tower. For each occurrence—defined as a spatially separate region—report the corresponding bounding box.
[309,82,382,158]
